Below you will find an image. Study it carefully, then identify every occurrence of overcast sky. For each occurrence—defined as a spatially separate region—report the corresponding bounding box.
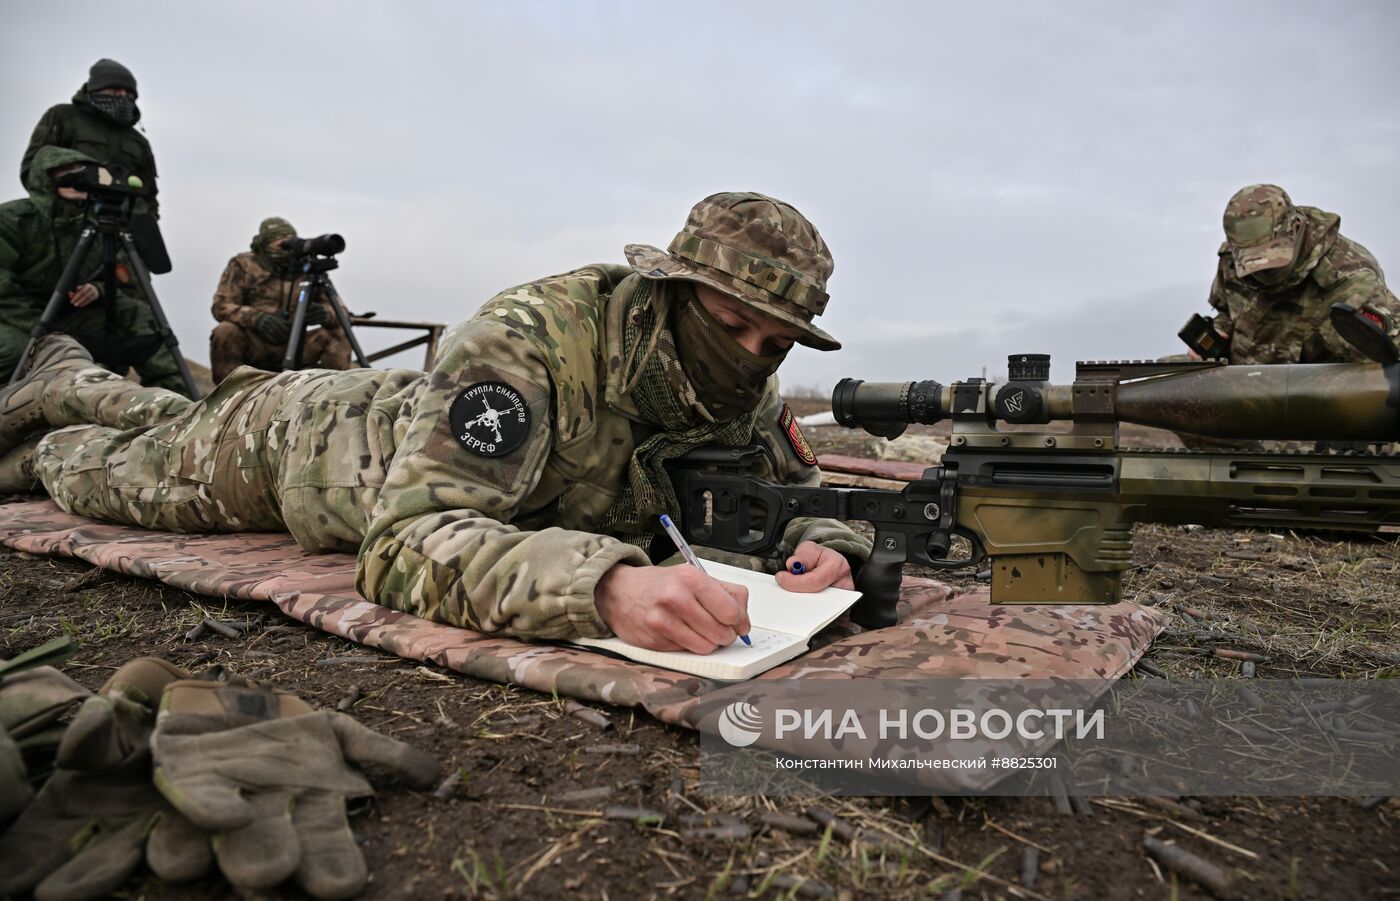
[4,1,1397,390]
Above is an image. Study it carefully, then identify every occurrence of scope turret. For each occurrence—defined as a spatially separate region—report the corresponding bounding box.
[1006,353,1050,381]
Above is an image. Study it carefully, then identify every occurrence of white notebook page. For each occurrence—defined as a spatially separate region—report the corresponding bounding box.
[571,562,862,680]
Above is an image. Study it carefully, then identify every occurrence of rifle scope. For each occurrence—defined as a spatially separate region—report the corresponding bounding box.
[832,354,1400,442]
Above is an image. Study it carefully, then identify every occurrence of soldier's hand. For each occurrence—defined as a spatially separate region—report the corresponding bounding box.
[68,283,100,307]
[594,564,751,654]
[775,541,855,591]
[304,303,332,326]
[255,312,292,344]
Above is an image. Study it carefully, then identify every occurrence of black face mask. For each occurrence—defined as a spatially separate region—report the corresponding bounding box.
[671,284,787,420]
[88,91,138,126]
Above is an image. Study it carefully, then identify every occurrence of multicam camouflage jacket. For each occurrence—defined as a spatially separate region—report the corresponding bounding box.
[1208,206,1400,364]
[210,252,337,330]
[356,264,869,638]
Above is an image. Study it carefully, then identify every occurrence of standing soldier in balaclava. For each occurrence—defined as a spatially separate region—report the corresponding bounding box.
[21,59,160,218]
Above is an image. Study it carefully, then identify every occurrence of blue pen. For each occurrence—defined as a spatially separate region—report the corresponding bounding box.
[790,561,806,575]
[658,514,752,647]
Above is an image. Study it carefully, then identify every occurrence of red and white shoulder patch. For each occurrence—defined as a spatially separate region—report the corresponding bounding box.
[779,404,817,466]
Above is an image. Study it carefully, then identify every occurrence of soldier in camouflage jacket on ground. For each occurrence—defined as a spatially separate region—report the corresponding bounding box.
[1203,184,1400,363]
[209,217,352,383]
[0,193,870,653]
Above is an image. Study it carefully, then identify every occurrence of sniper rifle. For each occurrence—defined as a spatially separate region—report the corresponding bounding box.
[670,354,1400,628]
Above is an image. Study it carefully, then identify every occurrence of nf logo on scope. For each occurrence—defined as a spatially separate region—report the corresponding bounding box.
[717,701,763,747]
[1004,390,1024,415]
[450,382,531,457]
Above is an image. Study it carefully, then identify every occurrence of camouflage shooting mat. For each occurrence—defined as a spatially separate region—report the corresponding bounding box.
[0,500,1165,739]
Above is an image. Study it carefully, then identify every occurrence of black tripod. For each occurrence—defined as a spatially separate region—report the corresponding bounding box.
[281,255,371,372]
[9,194,201,399]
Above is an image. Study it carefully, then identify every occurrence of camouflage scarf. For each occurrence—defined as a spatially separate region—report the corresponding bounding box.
[251,235,294,277]
[254,249,293,276]
[599,277,761,548]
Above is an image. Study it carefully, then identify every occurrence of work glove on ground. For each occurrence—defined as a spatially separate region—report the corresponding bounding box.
[0,724,28,825]
[0,636,87,825]
[254,312,292,344]
[0,656,212,901]
[0,636,86,747]
[152,677,440,899]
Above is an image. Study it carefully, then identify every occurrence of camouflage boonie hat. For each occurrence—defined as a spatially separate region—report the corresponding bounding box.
[624,192,840,350]
[1223,184,1301,277]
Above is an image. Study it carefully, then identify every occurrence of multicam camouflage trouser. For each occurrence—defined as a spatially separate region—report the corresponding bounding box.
[32,363,389,551]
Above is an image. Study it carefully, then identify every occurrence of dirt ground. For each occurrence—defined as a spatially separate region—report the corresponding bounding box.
[1,399,1397,900]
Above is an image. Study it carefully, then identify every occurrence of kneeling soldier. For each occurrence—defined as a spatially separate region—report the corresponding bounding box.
[209,217,352,383]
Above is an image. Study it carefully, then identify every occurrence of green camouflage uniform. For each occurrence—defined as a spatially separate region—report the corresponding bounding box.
[25,193,869,640]
[0,145,184,392]
[20,60,158,218]
[1207,184,1400,364]
[209,218,352,383]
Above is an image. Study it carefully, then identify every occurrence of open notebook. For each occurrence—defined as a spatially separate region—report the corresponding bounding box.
[572,562,862,680]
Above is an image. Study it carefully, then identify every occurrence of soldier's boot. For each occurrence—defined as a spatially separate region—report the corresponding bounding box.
[0,433,43,493]
[0,335,96,456]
